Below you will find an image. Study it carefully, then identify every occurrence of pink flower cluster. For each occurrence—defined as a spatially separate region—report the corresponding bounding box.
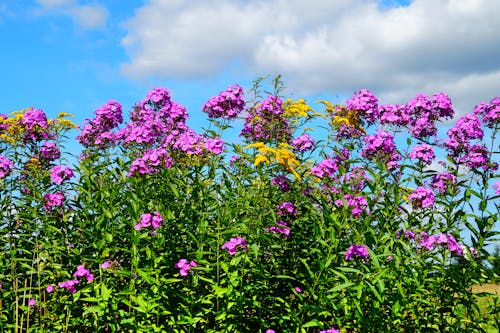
[320,327,341,333]
[174,259,197,276]
[134,211,164,231]
[431,172,457,194]
[291,134,316,152]
[271,175,291,192]
[0,156,13,178]
[20,108,52,141]
[346,89,379,124]
[77,100,123,147]
[50,165,74,184]
[128,148,173,176]
[335,194,368,218]
[267,220,290,238]
[202,84,245,119]
[43,192,64,211]
[58,264,94,294]
[409,144,435,165]
[361,130,401,169]
[345,244,370,261]
[240,95,291,143]
[408,186,434,209]
[474,96,500,128]
[40,142,61,161]
[221,236,247,255]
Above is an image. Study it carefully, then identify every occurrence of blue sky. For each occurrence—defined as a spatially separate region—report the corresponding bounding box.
[1,0,499,145]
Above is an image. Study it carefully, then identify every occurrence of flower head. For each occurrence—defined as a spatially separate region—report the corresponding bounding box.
[222,236,248,255]
[408,186,434,209]
[203,84,245,119]
[345,244,370,260]
[174,259,197,276]
[50,165,74,184]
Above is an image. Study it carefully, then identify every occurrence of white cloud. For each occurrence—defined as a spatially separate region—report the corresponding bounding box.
[35,0,107,29]
[120,0,500,117]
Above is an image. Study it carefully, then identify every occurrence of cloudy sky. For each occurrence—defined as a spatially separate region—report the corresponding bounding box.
[1,0,500,138]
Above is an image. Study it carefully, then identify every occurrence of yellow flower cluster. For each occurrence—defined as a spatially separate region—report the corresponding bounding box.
[283,98,312,118]
[245,142,302,180]
[318,100,365,133]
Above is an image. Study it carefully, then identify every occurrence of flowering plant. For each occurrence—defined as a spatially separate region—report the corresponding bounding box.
[0,76,498,332]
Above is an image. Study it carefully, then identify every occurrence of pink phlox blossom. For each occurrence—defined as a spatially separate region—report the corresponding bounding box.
[277,202,297,216]
[267,221,290,238]
[0,156,13,178]
[493,181,500,195]
[58,279,80,294]
[362,130,401,168]
[431,172,457,194]
[46,285,54,293]
[408,186,434,209]
[291,134,316,152]
[222,236,248,255]
[378,104,410,126]
[174,259,197,276]
[41,142,61,160]
[135,211,164,231]
[409,144,435,165]
[50,165,74,184]
[272,175,291,192]
[128,148,173,177]
[462,144,496,171]
[335,194,367,218]
[474,96,500,127]
[43,192,65,211]
[310,157,338,178]
[73,264,94,282]
[28,298,36,306]
[346,89,379,123]
[419,232,436,251]
[202,84,245,119]
[319,327,341,333]
[345,244,370,260]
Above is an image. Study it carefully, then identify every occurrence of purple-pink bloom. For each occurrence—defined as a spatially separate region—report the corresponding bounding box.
[43,192,65,211]
[266,330,276,333]
[28,298,36,306]
[101,261,111,269]
[277,202,297,216]
[203,84,245,119]
[134,211,164,231]
[73,264,94,282]
[41,142,61,160]
[335,194,368,218]
[222,236,248,255]
[46,285,54,293]
[267,220,291,238]
[493,181,500,195]
[310,157,338,178]
[419,232,436,251]
[408,187,434,209]
[446,234,463,256]
[272,175,291,192]
[0,156,13,179]
[409,144,435,165]
[474,96,500,128]
[50,165,74,184]
[345,244,370,260]
[432,172,457,194]
[346,89,378,123]
[58,279,80,293]
[362,130,401,169]
[463,144,496,171]
[174,259,197,276]
[320,326,341,333]
[291,134,316,152]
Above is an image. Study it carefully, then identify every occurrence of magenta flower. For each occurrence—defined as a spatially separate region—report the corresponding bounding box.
[77,100,123,147]
[174,259,197,276]
[362,130,401,169]
[46,285,54,293]
[202,84,245,119]
[50,165,74,184]
[294,286,302,293]
[41,142,61,160]
[408,187,434,209]
[310,157,338,178]
[272,175,291,192]
[267,221,291,238]
[134,211,164,231]
[101,261,111,269]
[73,264,94,282]
[493,181,500,195]
[291,134,316,152]
[463,144,496,171]
[346,89,379,123]
[409,144,435,165]
[43,192,65,211]
[474,96,500,128]
[58,279,80,294]
[128,148,173,177]
[28,298,36,306]
[222,236,248,255]
[335,194,368,218]
[277,202,297,216]
[266,330,276,333]
[320,326,341,333]
[431,172,457,194]
[0,156,13,179]
[419,232,436,251]
[345,244,370,260]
